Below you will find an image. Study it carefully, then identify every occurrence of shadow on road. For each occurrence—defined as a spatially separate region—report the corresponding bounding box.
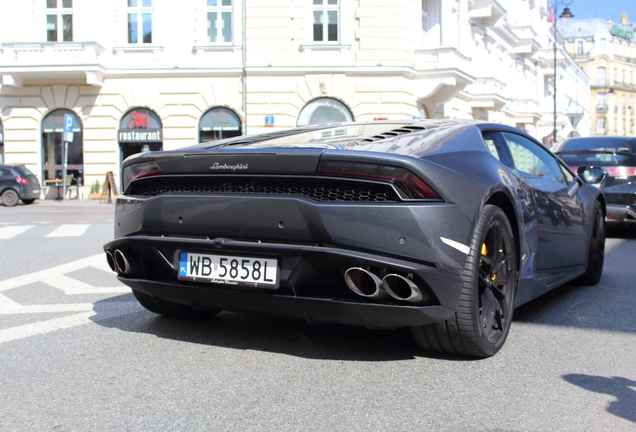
[514,234,636,334]
[91,293,471,362]
[90,228,636,361]
[563,374,636,424]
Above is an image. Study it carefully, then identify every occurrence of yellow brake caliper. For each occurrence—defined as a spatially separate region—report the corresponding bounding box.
[481,243,495,280]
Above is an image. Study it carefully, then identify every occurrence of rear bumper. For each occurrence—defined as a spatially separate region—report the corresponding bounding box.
[104,234,464,329]
[605,204,636,224]
[122,278,456,329]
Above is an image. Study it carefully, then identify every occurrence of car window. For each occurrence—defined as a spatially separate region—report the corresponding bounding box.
[483,137,501,161]
[13,165,34,177]
[501,132,568,184]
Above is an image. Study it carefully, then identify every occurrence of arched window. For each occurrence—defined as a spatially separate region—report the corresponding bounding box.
[118,108,163,162]
[297,98,353,126]
[199,107,242,142]
[41,109,83,186]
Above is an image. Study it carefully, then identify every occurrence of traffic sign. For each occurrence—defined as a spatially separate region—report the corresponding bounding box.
[63,114,74,142]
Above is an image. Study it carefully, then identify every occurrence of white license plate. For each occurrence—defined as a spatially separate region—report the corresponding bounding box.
[178,252,278,288]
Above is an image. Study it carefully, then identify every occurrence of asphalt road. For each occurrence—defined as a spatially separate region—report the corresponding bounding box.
[1,200,635,431]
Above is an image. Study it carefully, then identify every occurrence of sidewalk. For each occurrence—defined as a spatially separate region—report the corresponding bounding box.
[32,198,117,208]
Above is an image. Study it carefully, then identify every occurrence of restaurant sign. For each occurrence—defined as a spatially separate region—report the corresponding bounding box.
[199,107,241,131]
[118,108,163,143]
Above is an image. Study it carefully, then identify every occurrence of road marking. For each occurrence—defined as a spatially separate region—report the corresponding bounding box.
[0,253,140,344]
[0,311,97,344]
[0,225,34,239]
[45,224,90,238]
[0,254,128,294]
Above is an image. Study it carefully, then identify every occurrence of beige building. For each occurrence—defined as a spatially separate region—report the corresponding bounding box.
[0,0,588,198]
[560,14,636,137]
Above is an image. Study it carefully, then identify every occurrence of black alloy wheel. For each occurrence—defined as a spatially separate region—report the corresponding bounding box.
[1,189,19,207]
[576,202,605,286]
[412,204,518,358]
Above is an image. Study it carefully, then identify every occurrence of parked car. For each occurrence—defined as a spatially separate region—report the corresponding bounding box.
[104,120,606,358]
[0,164,41,206]
[555,136,636,227]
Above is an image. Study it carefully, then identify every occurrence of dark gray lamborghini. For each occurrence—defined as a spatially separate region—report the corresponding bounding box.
[104,120,606,358]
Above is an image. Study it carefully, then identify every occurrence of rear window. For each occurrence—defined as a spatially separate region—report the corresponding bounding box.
[559,138,634,153]
[558,153,632,164]
[13,165,35,177]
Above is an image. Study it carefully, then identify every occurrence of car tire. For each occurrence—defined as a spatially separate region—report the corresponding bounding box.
[1,189,19,207]
[412,204,518,358]
[575,202,605,286]
[132,289,222,320]
[21,199,36,205]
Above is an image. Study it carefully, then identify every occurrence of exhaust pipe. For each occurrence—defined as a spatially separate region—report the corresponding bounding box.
[114,249,131,275]
[382,274,425,303]
[106,250,116,272]
[344,267,388,300]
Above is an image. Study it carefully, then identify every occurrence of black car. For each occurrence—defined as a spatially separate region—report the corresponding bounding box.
[555,136,636,226]
[104,120,606,358]
[0,164,41,206]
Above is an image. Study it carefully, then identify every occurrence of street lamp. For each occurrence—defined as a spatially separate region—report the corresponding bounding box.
[553,1,574,145]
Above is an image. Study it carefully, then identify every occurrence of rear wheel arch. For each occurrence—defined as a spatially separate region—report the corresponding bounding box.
[485,191,520,268]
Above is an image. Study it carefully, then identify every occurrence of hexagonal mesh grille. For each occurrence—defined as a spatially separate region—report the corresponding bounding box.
[127,176,401,202]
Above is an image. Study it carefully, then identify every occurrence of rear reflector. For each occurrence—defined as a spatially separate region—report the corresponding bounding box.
[316,160,441,200]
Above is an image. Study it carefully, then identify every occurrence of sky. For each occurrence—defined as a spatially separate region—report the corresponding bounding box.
[548,0,635,23]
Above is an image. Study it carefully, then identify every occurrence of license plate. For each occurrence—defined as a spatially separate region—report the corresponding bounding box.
[33,188,40,193]
[178,252,278,288]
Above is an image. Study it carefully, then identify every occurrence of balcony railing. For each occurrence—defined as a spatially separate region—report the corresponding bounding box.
[596,105,608,113]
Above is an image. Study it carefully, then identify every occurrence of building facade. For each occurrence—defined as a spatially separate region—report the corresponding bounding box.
[0,0,588,198]
[560,14,636,137]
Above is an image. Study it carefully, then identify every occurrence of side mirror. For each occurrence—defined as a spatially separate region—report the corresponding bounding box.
[577,166,607,184]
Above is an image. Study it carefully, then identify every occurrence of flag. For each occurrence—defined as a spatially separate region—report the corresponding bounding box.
[548,3,555,23]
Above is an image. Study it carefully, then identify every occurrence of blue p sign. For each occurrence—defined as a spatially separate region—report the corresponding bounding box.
[63,114,74,142]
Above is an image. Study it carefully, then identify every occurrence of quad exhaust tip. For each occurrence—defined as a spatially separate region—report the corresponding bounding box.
[382,274,424,303]
[106,250,116,272]
[344,267,388,300]
[113,249,131,275]
[345,267,427,303]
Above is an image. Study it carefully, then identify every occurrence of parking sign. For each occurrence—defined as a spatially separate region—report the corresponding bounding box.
[63,114,74,142]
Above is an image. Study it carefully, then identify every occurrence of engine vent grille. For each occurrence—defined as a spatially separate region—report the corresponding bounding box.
[128,176,401,202]
[360,126,428,143]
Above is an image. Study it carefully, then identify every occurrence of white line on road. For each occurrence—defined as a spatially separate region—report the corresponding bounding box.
[45,224,90,238]
[0,253,143,344]
[0,254,128,294]
[0,311,97,344]
[0,225,34,239]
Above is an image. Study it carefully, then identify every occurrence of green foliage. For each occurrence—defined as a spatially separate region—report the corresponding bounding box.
[90,180,101,194]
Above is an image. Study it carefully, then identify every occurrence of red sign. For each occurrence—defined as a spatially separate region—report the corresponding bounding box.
[127,110,150,128]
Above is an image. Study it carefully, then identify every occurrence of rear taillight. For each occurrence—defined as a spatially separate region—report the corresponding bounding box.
[122,160,162,192]
[604,167,636,177]
[16,176,29,185]
[316,160,441,200]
